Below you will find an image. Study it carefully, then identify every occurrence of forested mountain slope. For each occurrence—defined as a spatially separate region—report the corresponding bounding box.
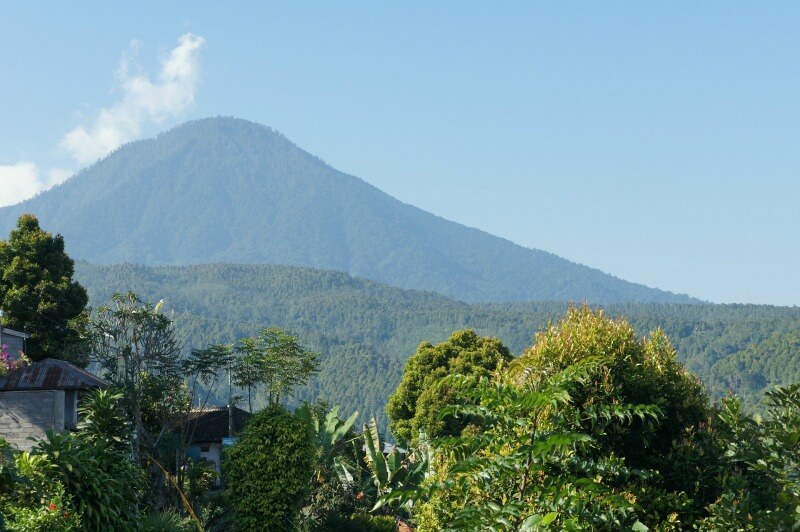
[75,262,800,426]
[0,117,694,304]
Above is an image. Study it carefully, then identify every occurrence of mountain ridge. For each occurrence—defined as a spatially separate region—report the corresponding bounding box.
[0,117,697,304]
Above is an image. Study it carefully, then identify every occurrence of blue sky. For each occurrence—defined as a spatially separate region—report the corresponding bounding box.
[1,2,798,305]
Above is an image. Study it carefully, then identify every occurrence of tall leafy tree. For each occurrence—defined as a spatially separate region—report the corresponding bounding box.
[233,327,319,412]
[0,214,88,364]
[508,305,718,525]
[89,292,184,464]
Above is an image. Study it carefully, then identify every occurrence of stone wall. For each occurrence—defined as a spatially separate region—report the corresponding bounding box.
[0,390,65,451]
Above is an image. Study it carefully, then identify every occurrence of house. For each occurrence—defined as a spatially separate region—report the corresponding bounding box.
[182,406,251,487]
[0,326,28,361]
[0,355,107,451]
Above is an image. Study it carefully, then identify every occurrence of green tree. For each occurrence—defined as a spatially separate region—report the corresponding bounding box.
[89,292,184,464]
[76,389,131,451]
[0,214,88,365]
[700,384,800,530]
[233,327,319,412]
[225,404,315,531]
[387,329,512,443]
[408,362,656,531]
[508,305,718,525]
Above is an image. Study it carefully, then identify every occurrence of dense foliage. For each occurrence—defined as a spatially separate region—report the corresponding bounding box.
[699,385,800,530]
[410,367,655,530]
[1,301,799,530]
[75,261,800,432]
[509,307,713,500]
[0,390,146,531]
[383,308,797,530]
[0,215,88,364]
[224,404,316,531]
[0,117,693,304]
[387,329,512,443]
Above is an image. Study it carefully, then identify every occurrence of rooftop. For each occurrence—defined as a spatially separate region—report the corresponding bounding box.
[183,406,252,443]
[0,358,107,391]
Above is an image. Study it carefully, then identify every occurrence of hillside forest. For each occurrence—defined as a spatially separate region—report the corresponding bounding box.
[0,216,799,531]
[74,261,800,430]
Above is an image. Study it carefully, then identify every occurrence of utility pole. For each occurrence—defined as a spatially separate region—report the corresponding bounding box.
[228,359,234,438]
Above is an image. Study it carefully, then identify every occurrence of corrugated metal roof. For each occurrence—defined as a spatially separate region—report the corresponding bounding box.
[0,358,107,391]
[182,406,251,443]
[1,327,29,339]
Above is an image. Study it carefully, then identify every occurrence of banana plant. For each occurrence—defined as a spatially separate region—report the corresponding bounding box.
[362,417,431,511]
[296,404,359,481]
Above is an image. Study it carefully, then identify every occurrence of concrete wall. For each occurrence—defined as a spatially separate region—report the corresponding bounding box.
[188,442,223,487]
[2,334,25,361]
[0,390,65,451]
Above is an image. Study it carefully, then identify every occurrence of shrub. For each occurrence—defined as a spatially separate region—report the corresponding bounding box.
[320,512,396,531]
[224,404,315,530]
[31,431,144,530]
[0,449,82,531]
[137,508,195,531]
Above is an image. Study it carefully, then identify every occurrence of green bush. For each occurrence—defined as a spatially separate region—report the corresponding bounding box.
[31,431,144,530]
[137,509,195,531]
[320,512,396,531]
[0,448,82,531]
[699,384,800,530]
[224,404,315,530]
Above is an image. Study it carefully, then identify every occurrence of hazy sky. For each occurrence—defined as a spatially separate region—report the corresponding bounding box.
[1,2,798,306]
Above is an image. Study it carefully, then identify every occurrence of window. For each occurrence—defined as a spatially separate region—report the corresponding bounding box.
[200,445,210,453]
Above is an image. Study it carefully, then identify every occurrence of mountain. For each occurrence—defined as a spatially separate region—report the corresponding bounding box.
[75,262,800,427]
[1,117,695,304]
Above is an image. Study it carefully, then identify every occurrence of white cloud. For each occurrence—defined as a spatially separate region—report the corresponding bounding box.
[0,33,204,207]
[0,163,72,207]
[60,33,205,165]
[0,162,40,207]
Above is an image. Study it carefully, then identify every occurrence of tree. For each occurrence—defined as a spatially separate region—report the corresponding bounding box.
[700,384,800,530]
[0,214,88,365]
[508,305,718,526]
[233,327,319,412]
[225,404,315,530]
[387,329,512,443]
[407,363,655,531]
[89,292,184,464]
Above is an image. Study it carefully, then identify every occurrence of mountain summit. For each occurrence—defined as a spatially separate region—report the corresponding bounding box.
[0,117,695,303]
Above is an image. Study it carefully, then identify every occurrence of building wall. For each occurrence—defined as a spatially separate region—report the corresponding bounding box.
[0,390,65,451]
[187,442,223,487]
[1,333,25,362]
